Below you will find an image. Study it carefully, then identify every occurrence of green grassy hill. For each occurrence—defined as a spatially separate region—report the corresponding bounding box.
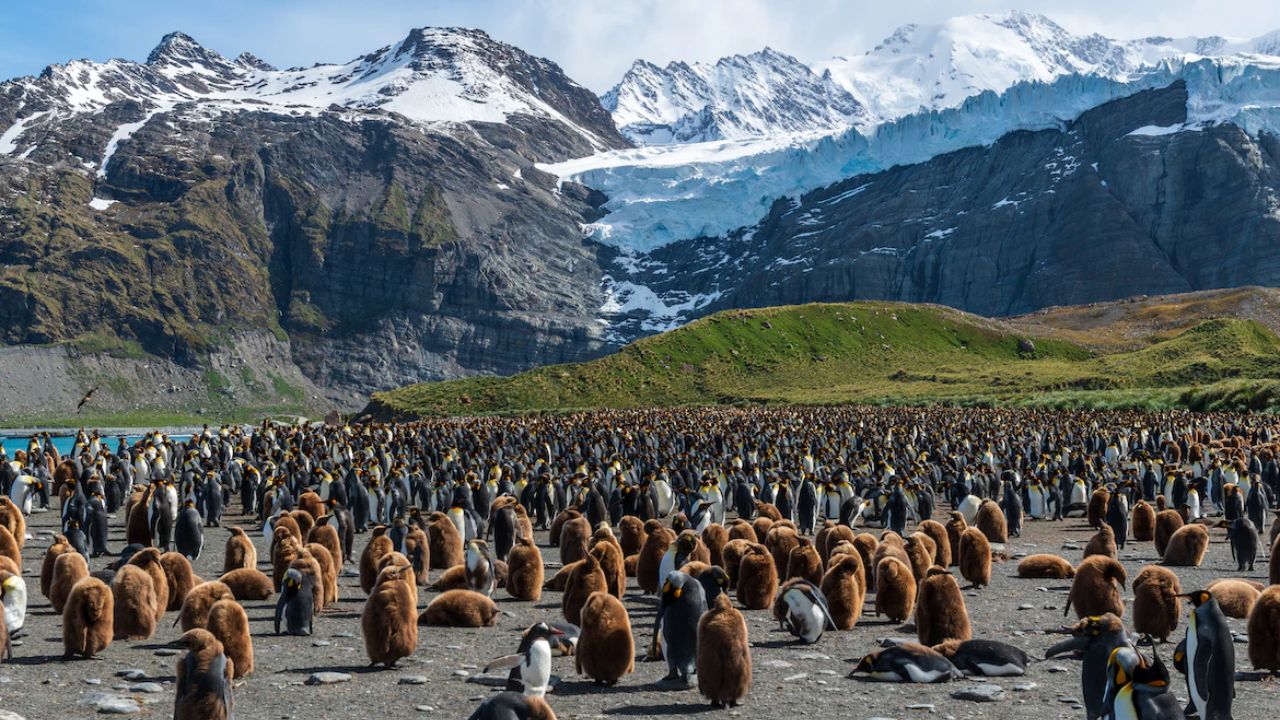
[366,301,1280,418]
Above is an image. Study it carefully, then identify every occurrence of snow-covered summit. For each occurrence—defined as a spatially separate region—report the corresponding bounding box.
[0,27,624,162]
[601,47,866,145]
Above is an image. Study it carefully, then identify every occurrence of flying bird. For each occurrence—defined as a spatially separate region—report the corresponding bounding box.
[77,387,99,412]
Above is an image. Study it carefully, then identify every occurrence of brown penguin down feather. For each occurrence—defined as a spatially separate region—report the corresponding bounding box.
[112,563,158,640]
[127,548,170,623]
[219,568,274,601]
[63,576,114,659]
[359,531,393,594]
[223,527,257,573]
[1153,510,1184,558]
[874,556,916,622]
[917,520,952,568]
[1083,525,1118,559]
[559,516,591,566]
[160,552,199,611]
[421,589,499,627]
[590,539,626,599]
[1067,556,1127,619]
[636,527,675,595]
[736,543,778,611]
[576,591,635,685]
[179,581,235,631]
[1247,586,1280,672]
[957,528,992,589]
[1207,578,1261,619]
[697,592,752,707]
[819,553,865,630]
[562,554,608,626]
[785,542,824,586]
[974,500,1008,544]
[1017,554,1075,579]
[1132,565,1182,641]
[1131,501,1156,542]
[207,599,254,678]
[363,565,419,667]
[506,536,544,601]
[915,567,971,647]
[49,551,89,614]
[720,539,752,588]
[40,536,73,598]
[1162,524,1210,567]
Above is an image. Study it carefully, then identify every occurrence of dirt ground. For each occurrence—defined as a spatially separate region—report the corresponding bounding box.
[0,504,1276,720]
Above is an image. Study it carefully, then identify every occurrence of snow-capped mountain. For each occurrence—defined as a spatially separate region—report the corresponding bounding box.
[605,11,1280,145]
[601,48,866,144]
[0,27,627,171]
[816,11,1280,121]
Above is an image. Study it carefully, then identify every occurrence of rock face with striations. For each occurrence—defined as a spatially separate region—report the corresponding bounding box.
[0,29,627,410]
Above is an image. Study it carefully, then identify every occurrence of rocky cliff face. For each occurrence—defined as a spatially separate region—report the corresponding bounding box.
[0,29,626,412]
[600,81,1280,337]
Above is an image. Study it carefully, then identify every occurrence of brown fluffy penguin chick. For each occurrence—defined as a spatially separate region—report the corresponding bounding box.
[917,521,951,568]
[559,515,591,566]
[1207,578,1261,619]
[428,564,467,592]
[944,513,966,567]
[49,551,89,614]
[698,592,751,707]
[218,568,273,601]
[62,576,113,659]
[562,553,608,626]
[308,522,343,575]
[1131,501,1156,542]
[589,538,626,599]
[785,540,824,586]
[1084,525,1118,559]
[272,531,301,592]
[702,523,728,568]
[1087,487,1110,529]
[377,552,417,603]
[289,509,315,540]
[1162,524,1210,566]
[737,542,779,610]
[618,515,647,557]
[727,518,758,544]
[874,556,916,622]
[305,543,339,607]
[222,527,257,573]
[179,581,235,631]
[1272,536,1280,587]
[853,533,880,589]
[820,552,866,630]
[402,525,429,586]
[174,628,234,720]
[0,497,25,551]
[297,491,324,520]
[40,534,73,598]
[292,551,326,612]
[821,524,856,564]
[576,591,634,684]
[160,552,199,611]
[206,599,253,678]
[359,526,394,594]
[0,527,21,571]
[1016,554,1075,579]
[272,512,302,546]
[766,525,801,577]
[506,534,544,601]
[545,560,583,592]
[421,589,499,627]
[128,547,170,623]
[125,490,152,546]
[427,513,464,570]
[720,538,752,588]
[637,526,675,595]
[548,508,578,547]
[1154,509,1184,558]
[974,500,1008,544]
[755,501,783,521]
[1132,565,1182,641]
[1247,586,1280,673]
[1066,556,1127,619]
[905,534,935,580]
[112,563,159,639]
[916,566,971,647]
[363,565,418,667]
[957,527,992,589]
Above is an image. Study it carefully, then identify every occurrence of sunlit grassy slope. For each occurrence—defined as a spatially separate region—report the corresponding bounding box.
[368,301,1280,418]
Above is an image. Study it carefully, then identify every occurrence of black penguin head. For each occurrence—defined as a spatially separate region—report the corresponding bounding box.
[1182,590,1213,607]
[522,622,565,643]
[851,653,875,673]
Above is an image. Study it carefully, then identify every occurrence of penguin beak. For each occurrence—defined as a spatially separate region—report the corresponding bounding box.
[1045,635,1089,659]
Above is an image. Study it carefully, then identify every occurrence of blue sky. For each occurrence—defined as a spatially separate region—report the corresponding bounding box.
[2,0,1279,92]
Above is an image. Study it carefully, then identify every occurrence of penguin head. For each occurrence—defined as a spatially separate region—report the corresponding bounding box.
[851,653,876,674]
[1181,590,1213,607]
[522,622,565,643]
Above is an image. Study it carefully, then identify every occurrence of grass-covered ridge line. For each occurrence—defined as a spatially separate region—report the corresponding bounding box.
[367,301,1280,418]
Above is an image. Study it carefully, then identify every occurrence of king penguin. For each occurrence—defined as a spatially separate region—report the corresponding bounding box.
[1182,589,1234,720]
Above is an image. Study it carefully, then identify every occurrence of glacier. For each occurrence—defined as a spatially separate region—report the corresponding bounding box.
[542,57,1280,253]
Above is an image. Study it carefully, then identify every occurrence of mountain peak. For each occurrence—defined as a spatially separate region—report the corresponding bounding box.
[146,31,227,67]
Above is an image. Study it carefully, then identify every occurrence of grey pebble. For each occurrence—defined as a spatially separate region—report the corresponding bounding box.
[951,684,1006,703]
[305,672,352,686]
[129,682,163,694]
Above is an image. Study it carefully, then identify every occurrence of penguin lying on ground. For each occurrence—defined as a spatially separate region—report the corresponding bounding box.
[932,638,1031,677]
[849,642,961,683]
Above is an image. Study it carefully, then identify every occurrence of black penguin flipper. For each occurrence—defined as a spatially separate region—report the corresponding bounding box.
[798,582,838,631]
[211,651,233,719]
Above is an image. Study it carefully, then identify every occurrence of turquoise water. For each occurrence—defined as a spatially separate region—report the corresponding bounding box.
[0,434,191,457]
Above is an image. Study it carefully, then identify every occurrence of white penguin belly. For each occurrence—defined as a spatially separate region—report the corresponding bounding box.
[522,641,552,697]
[974,662,1024,676]
[904,663,948,683]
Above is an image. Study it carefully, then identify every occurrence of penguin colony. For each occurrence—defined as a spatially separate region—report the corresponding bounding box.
[0,408,1279,719]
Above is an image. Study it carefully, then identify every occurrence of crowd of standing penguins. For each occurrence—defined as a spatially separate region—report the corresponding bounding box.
[1,405,1279,719]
